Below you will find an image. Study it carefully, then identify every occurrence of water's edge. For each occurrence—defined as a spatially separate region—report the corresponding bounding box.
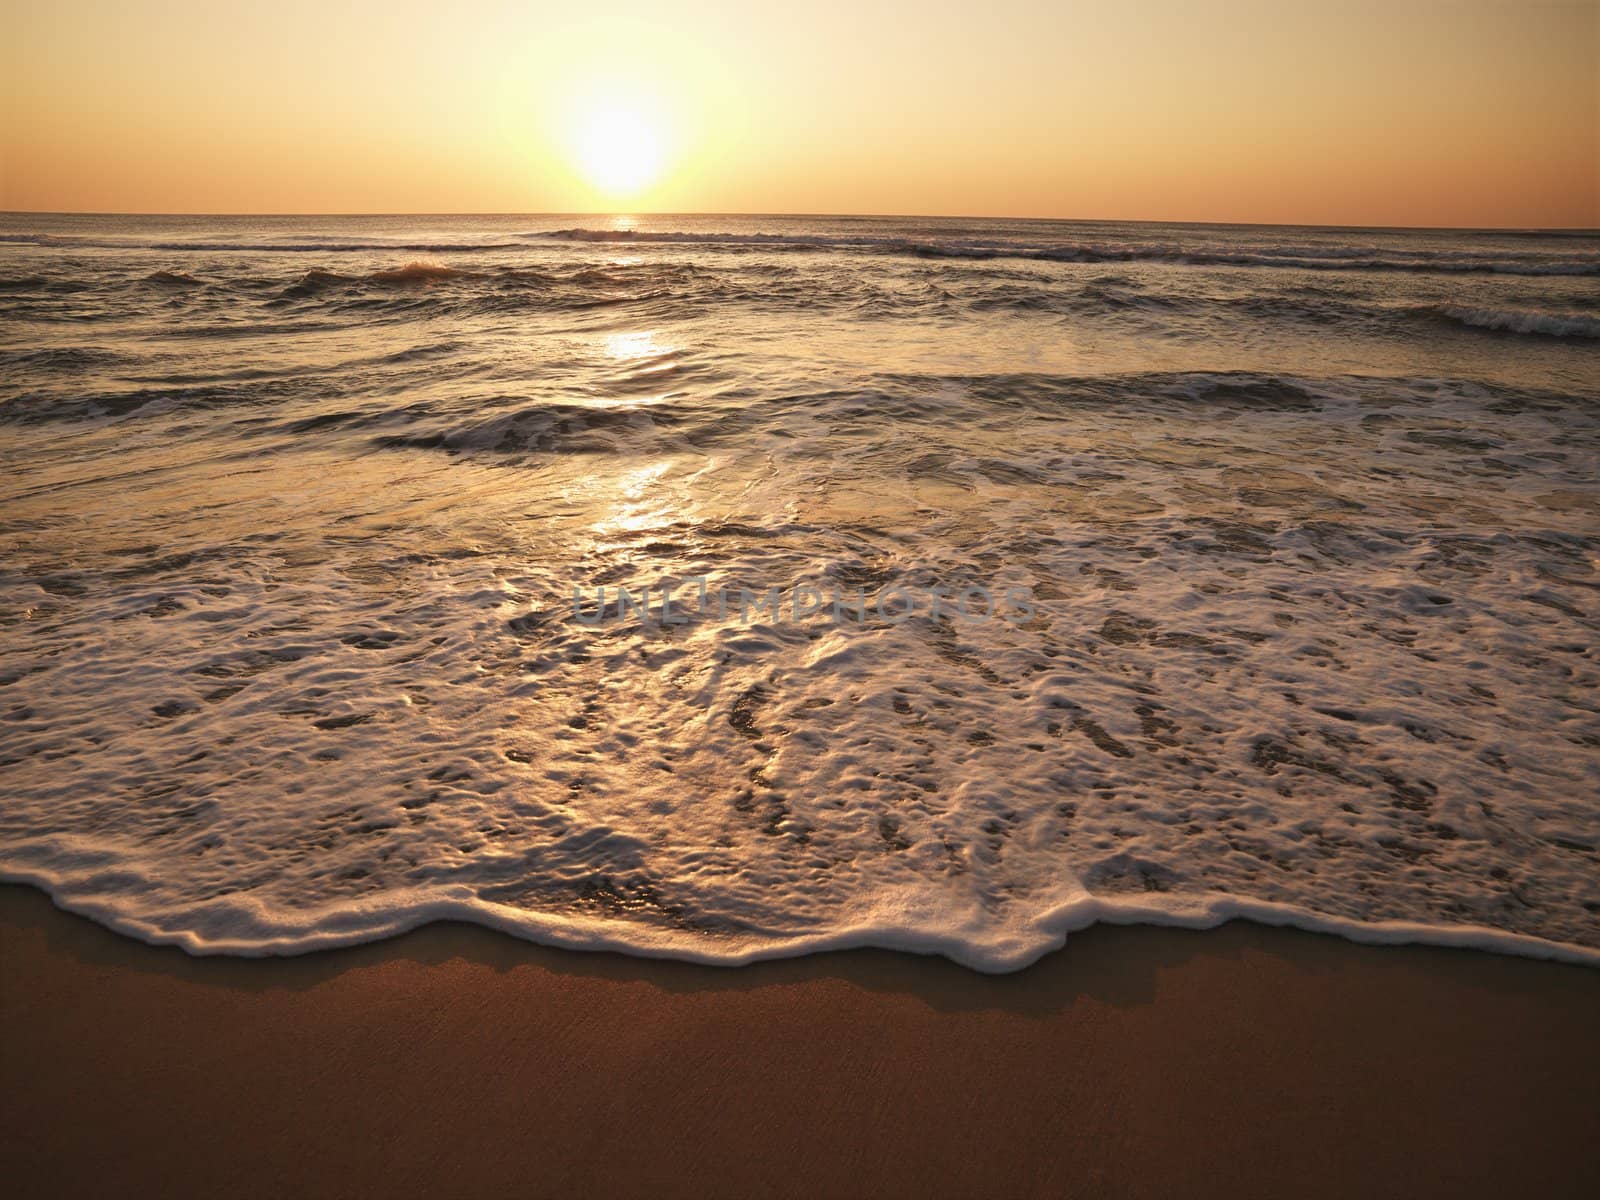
[7,872,1596,972]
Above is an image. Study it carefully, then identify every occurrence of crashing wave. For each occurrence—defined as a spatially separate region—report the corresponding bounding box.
[1432,305,1600,338]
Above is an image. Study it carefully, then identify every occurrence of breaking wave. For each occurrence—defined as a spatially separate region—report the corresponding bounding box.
[1431,305,1600,338]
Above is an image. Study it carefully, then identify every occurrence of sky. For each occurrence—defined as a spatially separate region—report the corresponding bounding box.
[2,0,1596,227]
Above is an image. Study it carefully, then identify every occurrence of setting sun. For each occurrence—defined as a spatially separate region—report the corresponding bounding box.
[571,102,668,198]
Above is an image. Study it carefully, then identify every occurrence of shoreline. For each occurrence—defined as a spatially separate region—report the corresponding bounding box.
[6,868,1598,969]
[3,882,1597,1198]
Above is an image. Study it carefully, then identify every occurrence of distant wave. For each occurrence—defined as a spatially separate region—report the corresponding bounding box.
[279,262,476,297]
[1430,305,1600,338]
[368,262,468,285]
[279,268,356,297]
[5,227,1595,275]
[539,228,1600,276]
[143,270,203,288]
[270,262,670,309]
[0,345,126,371]
[0,274,91,293]
[0,232,529,254]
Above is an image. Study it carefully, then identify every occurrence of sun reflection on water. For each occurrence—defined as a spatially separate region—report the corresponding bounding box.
[586,459,676,539]
[604,330,668,361]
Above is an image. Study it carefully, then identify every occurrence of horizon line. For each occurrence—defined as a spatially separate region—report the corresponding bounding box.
[3,209,1596,236]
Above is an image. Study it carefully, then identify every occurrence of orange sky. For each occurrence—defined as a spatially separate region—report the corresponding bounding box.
[2,0,1595,227]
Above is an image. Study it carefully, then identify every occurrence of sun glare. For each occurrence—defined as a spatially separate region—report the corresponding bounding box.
[573,103,667,197]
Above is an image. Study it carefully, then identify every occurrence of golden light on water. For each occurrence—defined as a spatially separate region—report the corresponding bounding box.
[604,330,669,362]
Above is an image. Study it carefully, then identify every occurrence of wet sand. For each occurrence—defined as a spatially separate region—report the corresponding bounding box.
[2,883,1596,1199]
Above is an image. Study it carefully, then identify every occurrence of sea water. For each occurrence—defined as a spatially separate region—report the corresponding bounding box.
[1,213,1596,968]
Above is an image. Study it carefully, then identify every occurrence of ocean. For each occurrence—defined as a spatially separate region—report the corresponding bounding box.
[1,212,1596,969]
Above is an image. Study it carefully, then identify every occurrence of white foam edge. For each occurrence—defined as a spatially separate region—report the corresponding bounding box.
[5,863,1596,973]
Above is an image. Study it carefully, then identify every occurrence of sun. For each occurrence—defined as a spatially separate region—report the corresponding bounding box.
[573,103,667,198]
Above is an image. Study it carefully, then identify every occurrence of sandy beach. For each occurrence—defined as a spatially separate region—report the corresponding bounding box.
[3,884,1595,1198]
